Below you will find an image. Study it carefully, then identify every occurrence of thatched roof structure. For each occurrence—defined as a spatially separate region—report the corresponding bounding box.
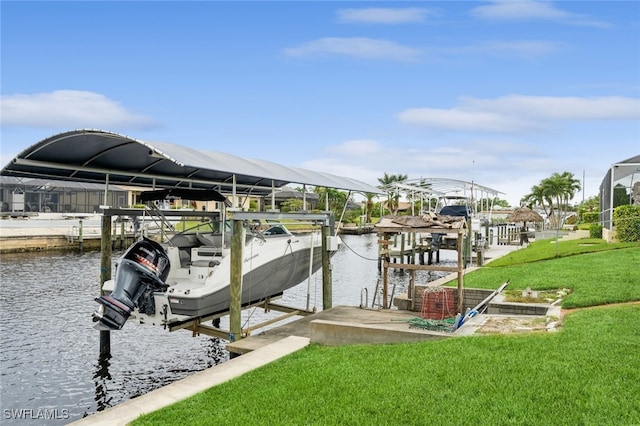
[508,207,543,223]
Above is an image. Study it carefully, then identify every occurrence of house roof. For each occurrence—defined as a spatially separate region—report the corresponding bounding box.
[1,129,384,196]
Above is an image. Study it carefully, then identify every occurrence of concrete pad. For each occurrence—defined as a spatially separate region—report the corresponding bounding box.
[69,336,310,426]
[310,318,451,346]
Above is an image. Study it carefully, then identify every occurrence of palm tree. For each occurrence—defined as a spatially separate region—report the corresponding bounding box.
[524,172,581,228]
[560,171,581,206]
[364,192,376,223]
[313,186,348,214]
[523,183,552,221]
[377,172,408,215]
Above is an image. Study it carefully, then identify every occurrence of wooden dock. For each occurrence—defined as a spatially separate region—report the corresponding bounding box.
[338,224,375,235]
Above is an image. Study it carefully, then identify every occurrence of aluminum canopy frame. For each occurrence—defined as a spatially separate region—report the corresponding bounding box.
[1,129,383,196]
[383,177,503,199]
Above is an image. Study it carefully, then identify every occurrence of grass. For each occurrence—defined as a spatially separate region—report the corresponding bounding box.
[131,240,640,426]
[485,238,638,267]
[462,246,640,309]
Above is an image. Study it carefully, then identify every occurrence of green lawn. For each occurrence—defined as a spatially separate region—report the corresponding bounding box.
[463,245,640,309]
[132,240,640,426]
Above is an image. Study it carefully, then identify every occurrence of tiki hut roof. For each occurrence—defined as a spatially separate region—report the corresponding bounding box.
[508,207,543,223]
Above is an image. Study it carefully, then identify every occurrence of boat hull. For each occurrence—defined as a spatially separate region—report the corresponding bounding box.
[99,229,328,328]
[167,245,323,317]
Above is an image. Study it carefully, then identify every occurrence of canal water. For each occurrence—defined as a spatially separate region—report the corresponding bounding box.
[0,234,455,424]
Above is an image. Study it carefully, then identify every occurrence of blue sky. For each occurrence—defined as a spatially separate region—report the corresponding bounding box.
[1,1,639,206]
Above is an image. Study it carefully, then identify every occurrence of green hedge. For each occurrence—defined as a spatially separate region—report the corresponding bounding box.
[614,205,640,242]
[581,211,599,223]
[589,223,603,239]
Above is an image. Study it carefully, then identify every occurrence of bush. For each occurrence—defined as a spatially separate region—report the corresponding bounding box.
[342,209,362,224]
[280,198,303,212]
[589,223,603,239]
[581,211,599,223]
[613,205,640,242]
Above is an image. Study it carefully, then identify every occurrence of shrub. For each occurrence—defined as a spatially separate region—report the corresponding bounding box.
[613,205,640,242]
[343,209,362,224]
[581,211,599,223]
[280,198,303,212]
[589,223,603,239]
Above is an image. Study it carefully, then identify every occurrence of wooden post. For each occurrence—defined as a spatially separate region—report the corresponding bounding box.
[120,220,125,250]
[400,233,406,264]
[229,219,245,342]
[409,269,415,311]
[465,218,472,266]
[382,233,390,308]
[457,230,464,314]
[78,219,84,253]
[99,214,112,356]
[411,232,416,264]
[321,225,332,310]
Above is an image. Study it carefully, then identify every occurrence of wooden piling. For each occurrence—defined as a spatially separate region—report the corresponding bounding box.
[99,214,112,356]
[229,219,245,342]
[457,230,464,314]
[78,219,84,253]
[322,225,332,310]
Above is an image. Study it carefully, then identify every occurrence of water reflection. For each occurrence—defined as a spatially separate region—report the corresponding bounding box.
[92,354,112,413]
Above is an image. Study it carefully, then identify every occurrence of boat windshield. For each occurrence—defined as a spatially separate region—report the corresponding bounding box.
[262,224,290,236]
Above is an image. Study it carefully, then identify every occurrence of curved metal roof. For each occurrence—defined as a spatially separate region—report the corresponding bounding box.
[381,177,502,198]
[1,129,383,195]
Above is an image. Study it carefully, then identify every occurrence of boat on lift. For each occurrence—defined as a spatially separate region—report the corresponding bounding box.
[93,189,331,331]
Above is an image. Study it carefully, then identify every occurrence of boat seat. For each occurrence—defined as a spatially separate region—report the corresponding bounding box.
[196,232,223,247]
[191,259,220,267]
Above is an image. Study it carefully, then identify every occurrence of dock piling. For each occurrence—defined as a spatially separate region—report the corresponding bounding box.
[229,219,245,342]
[322,225,332,310]
[78,218,84,253]
[99,214,112,356]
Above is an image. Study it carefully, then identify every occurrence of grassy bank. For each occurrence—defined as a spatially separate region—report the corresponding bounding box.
[132,240,640,426]
[463,241,640,309]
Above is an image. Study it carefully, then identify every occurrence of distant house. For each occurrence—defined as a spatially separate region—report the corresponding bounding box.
[0,177,129,213]
[263,190,320,211]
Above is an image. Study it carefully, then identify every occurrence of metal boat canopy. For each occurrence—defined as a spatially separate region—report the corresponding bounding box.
[1,129,383,195]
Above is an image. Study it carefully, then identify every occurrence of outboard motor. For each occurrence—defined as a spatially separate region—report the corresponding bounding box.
[93,238,170,330]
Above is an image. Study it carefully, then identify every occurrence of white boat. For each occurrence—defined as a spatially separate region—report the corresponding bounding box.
[92,190,328,331]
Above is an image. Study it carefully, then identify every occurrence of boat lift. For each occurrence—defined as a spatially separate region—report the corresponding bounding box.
[98,207,337,348]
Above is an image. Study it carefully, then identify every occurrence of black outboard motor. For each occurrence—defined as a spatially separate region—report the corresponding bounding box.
[93,238,170,330]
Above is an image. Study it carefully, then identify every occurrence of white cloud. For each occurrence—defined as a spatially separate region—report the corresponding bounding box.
[397,107,531,132]
[0,90,157,129]
[300,135,607,206]
[463,95,640,120]
[398,95,640,132]
[327,139,382,156]
[283,37,422,61]
[470,0,609,28]
[336,8,433,24]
